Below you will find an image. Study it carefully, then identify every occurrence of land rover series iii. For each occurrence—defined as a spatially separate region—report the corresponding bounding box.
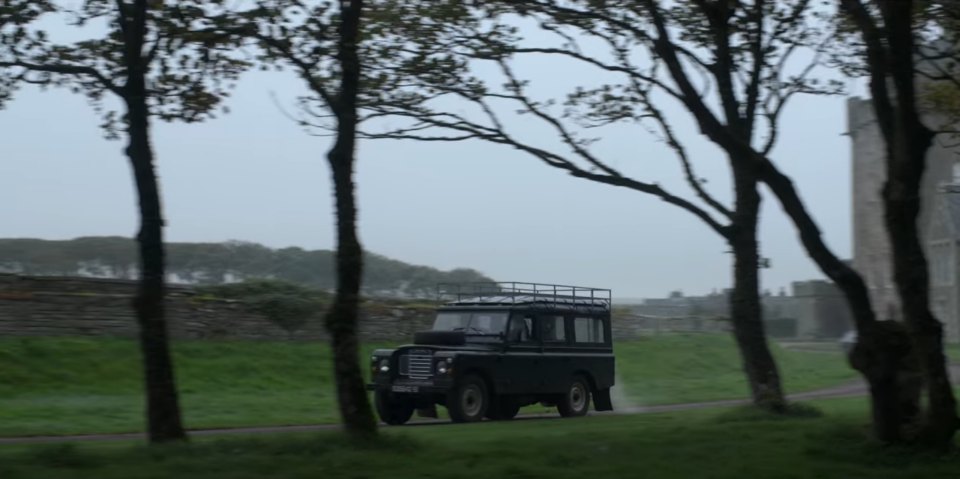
[367,282,615,424]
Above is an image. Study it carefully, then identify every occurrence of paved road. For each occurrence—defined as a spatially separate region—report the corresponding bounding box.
[0,375,878,446]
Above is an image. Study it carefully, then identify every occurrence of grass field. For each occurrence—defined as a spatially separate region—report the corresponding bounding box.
[0,335,858,437]
[948,344,960,362]
[1,398,958,479]
[0,338,382,436]
[615,335,857,405]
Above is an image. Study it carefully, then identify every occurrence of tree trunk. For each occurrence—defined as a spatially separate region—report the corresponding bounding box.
[119,0,185,444]
[757,160,908,442]
[727,165,786,411]
[883,121,958,446]
[876,0,958,447]
[127,103,186,443]
[324,0,377,437]
[324,152,378,436]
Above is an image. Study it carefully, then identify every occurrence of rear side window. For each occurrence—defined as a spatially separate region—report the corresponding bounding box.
[541,315,566,343]
[507,315,536,343]
[574,317,605,344]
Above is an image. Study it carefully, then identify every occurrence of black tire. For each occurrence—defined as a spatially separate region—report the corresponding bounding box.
[557,375,591,418]
[447,374,489,423]
[486,396,521,421]
[375,390,415,425]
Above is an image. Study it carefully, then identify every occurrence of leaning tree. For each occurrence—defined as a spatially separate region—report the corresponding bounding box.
[0,0,248,443]
[356,0,851,412]
[357,0,932,441]
[634,0,941,443]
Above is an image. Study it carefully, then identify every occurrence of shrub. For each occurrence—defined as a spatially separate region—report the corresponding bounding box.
[196,280,330,333]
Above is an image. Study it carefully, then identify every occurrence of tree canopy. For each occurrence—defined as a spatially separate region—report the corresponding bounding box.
[0,0,248,136]
[0,236,492,298]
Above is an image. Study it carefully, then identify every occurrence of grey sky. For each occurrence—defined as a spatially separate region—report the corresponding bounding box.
[0,17,864,299]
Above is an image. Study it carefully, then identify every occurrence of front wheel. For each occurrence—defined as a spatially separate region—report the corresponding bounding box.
[557,375,591,418]
[447,374,489,423]
[375,390,414,425]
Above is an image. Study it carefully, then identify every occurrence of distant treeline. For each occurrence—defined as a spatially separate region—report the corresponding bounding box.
[0,237,491,298]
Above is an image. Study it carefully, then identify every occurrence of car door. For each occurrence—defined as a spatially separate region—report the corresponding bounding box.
[539,313,572,394]
[498,313,542,394]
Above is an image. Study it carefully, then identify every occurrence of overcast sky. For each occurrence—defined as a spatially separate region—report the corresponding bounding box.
[0,15,867,300]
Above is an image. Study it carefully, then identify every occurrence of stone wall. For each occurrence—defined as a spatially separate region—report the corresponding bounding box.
[611,314,730,338]
[0,274,693,342]
[0,274,435,342]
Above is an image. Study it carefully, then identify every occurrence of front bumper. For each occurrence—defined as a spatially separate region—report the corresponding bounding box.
[366,376,454,394]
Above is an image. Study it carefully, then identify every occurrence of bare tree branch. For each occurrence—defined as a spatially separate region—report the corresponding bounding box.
[613,49,734,218]
[0,59,123,96]
[362,73,732,236]
[743,0,768,134]
[252,32,338,115]
[505,46,684,101]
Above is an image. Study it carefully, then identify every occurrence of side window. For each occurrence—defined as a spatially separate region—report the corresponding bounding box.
[507,315,536,343]
[574,317,605,344]
[541,315,567,343]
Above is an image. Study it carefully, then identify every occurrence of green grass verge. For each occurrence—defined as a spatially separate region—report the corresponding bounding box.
[615,335,857,405]
[947,344,960,362]
[1,335,858,437]
[0,338,392,436]
[2,398,958,479]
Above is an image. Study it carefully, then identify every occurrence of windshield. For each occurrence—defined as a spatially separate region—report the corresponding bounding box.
[433,311,508,337]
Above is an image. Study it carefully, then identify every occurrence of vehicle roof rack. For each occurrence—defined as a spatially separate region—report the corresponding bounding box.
[436,282,612,311]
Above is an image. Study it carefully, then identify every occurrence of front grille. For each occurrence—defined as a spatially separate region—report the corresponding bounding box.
[399,350,433,379]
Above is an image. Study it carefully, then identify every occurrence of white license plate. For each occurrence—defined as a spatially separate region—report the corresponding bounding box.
[391,385,419,393]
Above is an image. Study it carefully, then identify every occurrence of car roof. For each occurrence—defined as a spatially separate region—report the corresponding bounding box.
[442,295,609,313]
[436,282,612,313]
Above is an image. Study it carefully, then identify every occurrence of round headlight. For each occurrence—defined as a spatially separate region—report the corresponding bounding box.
[436,361,448,374]
[378,359,390,373]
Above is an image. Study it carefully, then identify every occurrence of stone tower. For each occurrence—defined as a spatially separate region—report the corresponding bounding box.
[848,97,960,328]
[848,97,900,321]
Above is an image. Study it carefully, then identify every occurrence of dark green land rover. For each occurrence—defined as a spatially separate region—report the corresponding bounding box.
[367,282,615,424]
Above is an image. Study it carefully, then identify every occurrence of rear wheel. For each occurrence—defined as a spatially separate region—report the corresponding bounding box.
[447,374,488,423]
[557,375,591,418]
[486,396,521,420]
[375,390,415,425]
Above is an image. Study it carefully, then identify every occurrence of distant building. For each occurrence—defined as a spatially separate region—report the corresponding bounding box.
[629,280,852,340]
[787,280,852,339]
[926,182,960,343]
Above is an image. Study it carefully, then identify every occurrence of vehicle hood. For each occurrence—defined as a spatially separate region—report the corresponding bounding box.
[393,343,499,354]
